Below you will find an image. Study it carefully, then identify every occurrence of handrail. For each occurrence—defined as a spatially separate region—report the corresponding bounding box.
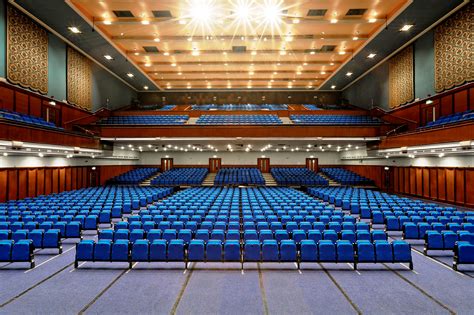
[371,107,418,125]
[72,125,98,137]
[63,108,111,128]
[386,124,407,136]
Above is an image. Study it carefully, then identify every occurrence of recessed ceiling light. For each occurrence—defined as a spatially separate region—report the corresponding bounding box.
[367,53,377,59]
[338,51,346,55]
[103,20,112,25]
[352,36,359,40]
[153,37,160,42]
[368,18,377,23]
[331,85,336,89]
[141,20,150,25]
[346,72,353,76]
[68,26,81,34]
[292,18,300,24]
[330,18,338,24]
[310,51,315,55]
[144,63,151,67]
[179,20,186,25]
[143,85,149,90]
[104,55,113,60]
[3,152,8,157]
[171,63,176,67]
[320,71,326,75]
[126,73,134,78]
[163,52,170,56]
[251,51,257,55]
[400,24,414,32]
[280,50,287,55]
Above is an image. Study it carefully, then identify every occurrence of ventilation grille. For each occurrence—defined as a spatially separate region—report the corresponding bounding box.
[307,9,327,17]
[320,45,336,52]
[152,10,172,18]
[113,10,134,18]
[232,46,247,53]
[143,46,159,53]
[346,8,367,16]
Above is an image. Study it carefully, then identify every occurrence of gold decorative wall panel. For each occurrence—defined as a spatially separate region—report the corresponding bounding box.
[434,2,473,92]
[389,46,414,109]
[6,5,48,94]
[67,47,92,110]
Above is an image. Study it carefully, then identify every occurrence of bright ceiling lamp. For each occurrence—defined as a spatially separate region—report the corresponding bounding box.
[262,0,284,25]
[233,0,252,21]
[188,0,217,24]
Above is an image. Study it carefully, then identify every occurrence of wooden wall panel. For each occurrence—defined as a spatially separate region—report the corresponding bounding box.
[51,169,59,193]
[27,169,36,197]
[437,169,447,201]
[29,96,42,118]
[440,95,453,117]
[404,168,410,194]
[445,169,455,203]
[18,169,27,199]
[422,169,430,198]
[429,169,438,199]
[15,92,29,114]
[65,168,72,191]
[7,170,18,200]
[0,86,14,110]
[466,169,474,207]
[71,168,77,190]
[37,169,44,196]
[455,169,465,205]
[415,168,423,196]
[59,168,66,193]
[44,169,52,195]
[454,90,468,113]
[409,168,416,195]
[0,170,7,202]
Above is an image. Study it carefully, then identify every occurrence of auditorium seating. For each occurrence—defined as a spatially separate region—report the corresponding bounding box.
[214,168,265,185]
[108,168,160,185]
[160,105,176,110]
[321,168,374,185]
[453,241,474,271]
[196,115,282,125]
[151,168,208,186]
[423,230,473,254]
[270,168,328,186]
[0,229,62,253]
[0,239,35,268]
[191,104,288,111]
[421,110,474,129]
[0,109,62,130]
[290,115,381,125]
[99,115,189,125]
[303,105,321,110]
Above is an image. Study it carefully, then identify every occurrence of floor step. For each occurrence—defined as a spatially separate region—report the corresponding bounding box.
[261,173,278,186]
[139,172,161,186]
[318,172,341,186]
[202,173,217,186]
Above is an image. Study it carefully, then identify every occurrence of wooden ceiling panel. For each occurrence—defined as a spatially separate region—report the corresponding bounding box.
[69,0,409,90]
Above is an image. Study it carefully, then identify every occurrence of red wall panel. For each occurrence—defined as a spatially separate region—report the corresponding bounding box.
[29,96,42,118]
[37,169,45,196]
[8,170,18,200]
[15,92,29,115]
[415,168,423,196]
[429,169,438,199]
[466,169,474,207]
[409,168,416,195]
[445,169,455,203]
[65,168,72,191]
[44,169,52,195]
[18,170,27,199]
[0,86,14,110]
[52,169,59,193]
[440,95,453,117]
[437,169,446,201]
[59,168,66,193]
[454,90,468,113]
[0,170,7,202]
[455,169,465,205]
[422,169,430,198]
[27,169,37,197]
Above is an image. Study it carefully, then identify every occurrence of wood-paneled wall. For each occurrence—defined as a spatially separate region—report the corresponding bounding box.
[0,165,136,202]
[0,82,91,129]
[0,166,92,202]
[392,166,474,207]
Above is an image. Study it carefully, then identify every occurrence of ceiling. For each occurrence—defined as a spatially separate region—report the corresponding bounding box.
[67,0,409,90]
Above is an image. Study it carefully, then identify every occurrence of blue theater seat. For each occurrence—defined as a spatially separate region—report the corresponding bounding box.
[453,242,474,271]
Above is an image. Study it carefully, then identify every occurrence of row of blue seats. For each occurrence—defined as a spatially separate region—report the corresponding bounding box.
[99,228,387,244]
[421,110,473,129]
[321,168,374,186]
[191,104,288,111]
[290,115,382,125]
[0,240,35,268]
[385,215,472,231]
[0,229,62,252]
[303,105,322,110]
[75,239,413,270]
[453,242,474,270]
[403,222,474,239]
[100,115,189,125]
[0,109,61,130]
[0,221,82,239]
[270,168,329,186]
[159,105,176,110]
[196,115,282,125]
[424,230,474,254]
[108,168,160,185]
[1,218,97,232]
[151,168,208,186]
[214,168,265,185]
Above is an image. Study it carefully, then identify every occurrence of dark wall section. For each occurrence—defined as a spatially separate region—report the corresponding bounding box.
[414,30,435,100]
[138,91,342,106]
[342,63,389,110]
[91,63,137,111]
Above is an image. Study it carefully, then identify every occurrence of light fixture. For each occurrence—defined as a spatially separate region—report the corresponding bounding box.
[400,24,414,32]
[352,36,359,40]
[104,55,114,60]
[338,51,346,55]
[103,20,112,25]
[143,86,149,90]
[2,152,8,157]
[171,63,177,67]
[126,73,134,78]
[153,37,160,42]
[179,20,186,25]
[346,72,353,76]
[320,71,326,75]
[68,26,81,34]
[263,3,283,25]
[438,153,445,158]
[144,63,151,67]
[141,20,150,25]
[48,101,56,106]
[367,53,377,59]
[426,99,433,104]
[368,18,377,23]
[330,18,338,24]
[163,52,170,56]
[331,85,336,89]
[38,153,44,157]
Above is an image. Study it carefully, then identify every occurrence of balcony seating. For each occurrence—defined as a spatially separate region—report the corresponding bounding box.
[421,110,474,129]
[270,168,328,186]
[290,114,381,125]
[321,168,373,186]
[151,168,208,186]
[99,115,189,125]
[196,114,282,125]
[0,109,62,130]
[214,168,265,185]
[108,168,160,185]
[160,105,176,110]
[303,105,322,110]
[191,104,288,111]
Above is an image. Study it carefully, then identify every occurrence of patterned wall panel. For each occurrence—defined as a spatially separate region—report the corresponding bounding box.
[434,2,474,92]
[6,5,48,94]
[389,46,414,109]
[67,47,92,110]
